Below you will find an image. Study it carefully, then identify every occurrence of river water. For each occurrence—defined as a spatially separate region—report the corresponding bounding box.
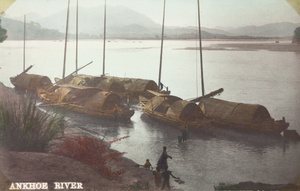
[1,40,300,191]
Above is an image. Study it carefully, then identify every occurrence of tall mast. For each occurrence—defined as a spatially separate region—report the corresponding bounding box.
[62,0,70,79]
[102,0,107,76]
[75,0,79,73]
[158,0,166,92]
[197,0,205,96]
[23,15,26,71]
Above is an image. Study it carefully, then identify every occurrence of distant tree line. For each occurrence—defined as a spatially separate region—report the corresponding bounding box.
[293,27,300,44]
[0,19,7,43]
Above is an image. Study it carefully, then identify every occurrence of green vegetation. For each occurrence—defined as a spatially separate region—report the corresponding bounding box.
[293,26,300,44]
[129,181,150,191]
[0,19,7,43]
[0,95,67,152]
[214,182,239,190]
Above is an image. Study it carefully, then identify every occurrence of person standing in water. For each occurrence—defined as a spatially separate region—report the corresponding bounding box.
[161,166,179,190]
[113,104,119,123]
[157,146,172,170]
[153,167,162,188]
[180,124,189,142]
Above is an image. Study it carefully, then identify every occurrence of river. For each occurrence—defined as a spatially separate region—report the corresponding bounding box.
[1,39,300,191]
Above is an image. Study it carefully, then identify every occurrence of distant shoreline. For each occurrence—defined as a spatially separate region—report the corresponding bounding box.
[186,39,300,52]
[3,38,299,52]
[4,37,294,41]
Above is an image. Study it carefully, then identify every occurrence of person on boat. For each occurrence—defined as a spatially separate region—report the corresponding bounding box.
[113,104,119,122]
[160,82,164,90]
[153,167,162,188]
[144,159,153,169]
[180,124,189,142]
[157,146,172,170]
[161,166,179,190]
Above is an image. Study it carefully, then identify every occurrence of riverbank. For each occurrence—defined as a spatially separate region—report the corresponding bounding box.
[186,40,300,52]
[0,83,162,191]
[207,42,300,52]
[214,181,300,191]
[0,125,158,191]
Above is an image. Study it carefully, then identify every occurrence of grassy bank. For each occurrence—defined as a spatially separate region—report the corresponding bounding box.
[0,82,158,191]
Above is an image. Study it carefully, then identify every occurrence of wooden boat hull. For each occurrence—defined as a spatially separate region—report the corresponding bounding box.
[139,95,212,130]
[41,101,134,122]
[141,106,211,129]
[198,98,289,134]
[208,118,289,134]
[57,74,170,104]
[38,85,135,122]
[140,95,289,135]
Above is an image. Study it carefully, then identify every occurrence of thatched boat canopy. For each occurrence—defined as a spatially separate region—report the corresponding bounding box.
[167,99,204,120]
[60,74,158,96]
[127,79,157,93]
[48,85,121,110]
[10,73,52,91]
[96,77,126,93]
[199,98,271,125]
[83,91,122,110]
[145,95,204,120]
[102,76,157,93]
[68,74,102,87]
[50,85,100,103]
[67,75,126,93]
[145,95,181,112]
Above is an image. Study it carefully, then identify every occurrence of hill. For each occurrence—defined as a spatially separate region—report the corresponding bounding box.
[1,4,299,40]
[1,17,65,40]
[1,5,248,40]
[222,22,300,38]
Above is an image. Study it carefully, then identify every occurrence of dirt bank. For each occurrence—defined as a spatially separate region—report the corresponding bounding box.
[0,83,162,191]
[0,125,160,191]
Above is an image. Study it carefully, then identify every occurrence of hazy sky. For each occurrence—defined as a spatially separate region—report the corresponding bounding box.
[3,0,300,28]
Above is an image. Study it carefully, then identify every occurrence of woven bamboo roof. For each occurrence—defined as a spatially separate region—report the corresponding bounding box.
[145,95,204,120]
[50,85,121,110]
[60,74,158,96]
[127,79,157,93]
[167,100,204,120]
[83,91,121,110]
[68,75,126,93]
[199,98,271,125]
[10,73,52,91]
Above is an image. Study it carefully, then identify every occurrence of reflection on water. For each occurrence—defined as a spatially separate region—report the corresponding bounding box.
[65,106,300,191]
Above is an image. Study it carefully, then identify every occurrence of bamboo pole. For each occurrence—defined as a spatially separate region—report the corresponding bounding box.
[158,0,166,92]
[23,15,26,71]
[197,0,205,96]
[76,0,79,73]
[102,0,107,76]
[63,0,70,79]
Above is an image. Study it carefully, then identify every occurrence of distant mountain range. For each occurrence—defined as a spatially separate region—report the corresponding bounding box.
[1,5,299,40]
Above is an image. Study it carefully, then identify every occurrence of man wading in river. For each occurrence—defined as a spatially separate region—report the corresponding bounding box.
[113,104,119,123]
[161,166,179,190]
[157,146,172,170]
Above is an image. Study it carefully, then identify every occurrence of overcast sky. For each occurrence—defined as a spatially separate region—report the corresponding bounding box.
[3,0,300,28]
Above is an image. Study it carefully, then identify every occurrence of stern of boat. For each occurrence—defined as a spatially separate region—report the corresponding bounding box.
[139,96,149,110]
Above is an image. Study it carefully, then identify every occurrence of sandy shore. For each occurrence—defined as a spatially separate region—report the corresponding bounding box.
[187,40,300,52]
